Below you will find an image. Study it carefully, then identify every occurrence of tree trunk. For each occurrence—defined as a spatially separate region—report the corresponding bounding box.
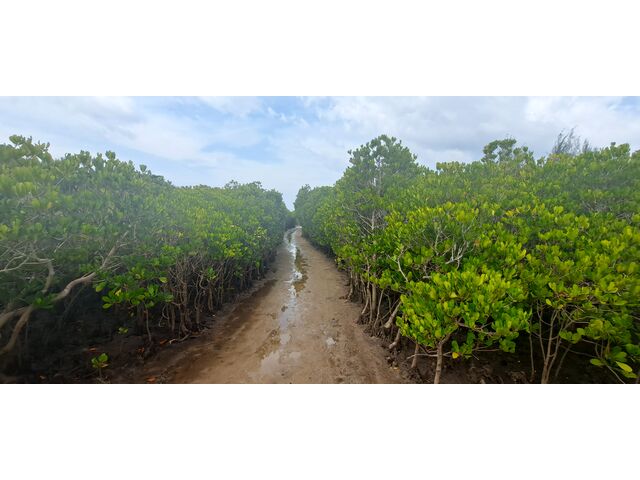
[384,301,401,329]
[434,340,445,384]
[411,342,420,369]
[528,329,536,383]
[369,284,377,325]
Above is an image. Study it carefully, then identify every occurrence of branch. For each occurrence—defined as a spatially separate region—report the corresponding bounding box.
[0,306,29,331]
[0,306,34,355]
[0,255,32,274]
[383,300,401,329]
[36,257,55,294]
[395,250,408,283]
[0,234,125,356]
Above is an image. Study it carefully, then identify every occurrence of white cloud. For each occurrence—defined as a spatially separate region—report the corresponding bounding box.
[523,96,640,148]
[0,96,639,208]
[198,96,262,117]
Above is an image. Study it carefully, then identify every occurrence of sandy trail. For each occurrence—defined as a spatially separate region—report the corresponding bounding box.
[133,227,405,383]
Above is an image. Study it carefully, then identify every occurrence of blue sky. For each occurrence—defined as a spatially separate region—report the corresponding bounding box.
[1,96,639,208]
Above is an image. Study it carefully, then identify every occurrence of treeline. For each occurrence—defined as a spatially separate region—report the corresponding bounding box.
[294,135,640,383]
[0,135,289,378]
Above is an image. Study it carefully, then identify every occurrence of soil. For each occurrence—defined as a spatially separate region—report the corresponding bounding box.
[110,227,408,384]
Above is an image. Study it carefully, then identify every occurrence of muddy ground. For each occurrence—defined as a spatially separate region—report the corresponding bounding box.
[110,227,408,383]
[11,226,613,384]
[100,227,614,384]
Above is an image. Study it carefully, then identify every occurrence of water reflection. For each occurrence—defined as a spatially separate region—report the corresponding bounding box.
[292,248,308,294]
[288,227,308,296]
[256,227,307,376]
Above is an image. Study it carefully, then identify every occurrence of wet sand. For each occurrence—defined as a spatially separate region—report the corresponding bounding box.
[131,227,406,383]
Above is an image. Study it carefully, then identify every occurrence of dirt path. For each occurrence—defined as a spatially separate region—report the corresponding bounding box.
[130,227,406,383]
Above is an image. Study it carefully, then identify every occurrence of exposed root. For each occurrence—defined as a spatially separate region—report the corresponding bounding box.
[168,333,191,345]
[410,342,419,369]
[388,329,402,350]
[383,301,401,329]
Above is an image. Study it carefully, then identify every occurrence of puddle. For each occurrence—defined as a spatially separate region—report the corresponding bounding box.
[254,329,280,357]
[280,330,291,345]
[287,227,308,296]
[292,249,308,294]
[288,351,302,361]
[253,227,307,376]
[258,350,281,376]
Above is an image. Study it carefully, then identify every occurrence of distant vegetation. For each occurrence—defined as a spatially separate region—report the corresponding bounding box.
[0,135,289,378]
[295,135,640,383]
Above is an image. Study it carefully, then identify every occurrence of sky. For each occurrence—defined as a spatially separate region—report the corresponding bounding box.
[1,96,639,208]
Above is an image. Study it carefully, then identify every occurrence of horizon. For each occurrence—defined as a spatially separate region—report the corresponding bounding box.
[1,96,639,208]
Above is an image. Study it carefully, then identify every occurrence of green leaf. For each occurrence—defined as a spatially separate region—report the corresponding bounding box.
[615,362,633,373]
